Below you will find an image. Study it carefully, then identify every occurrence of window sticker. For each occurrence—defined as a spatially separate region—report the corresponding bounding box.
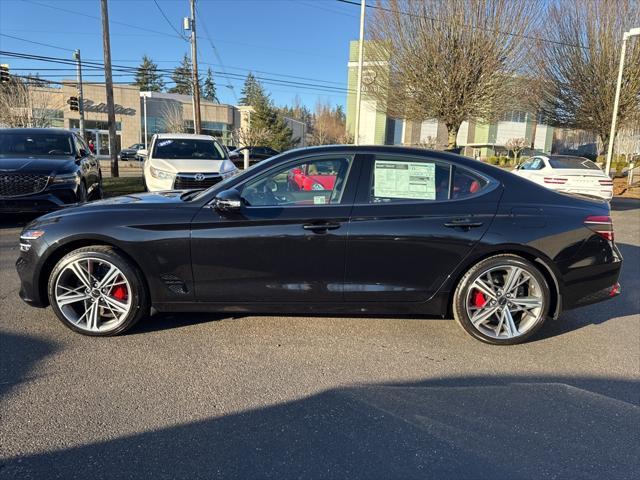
[313,195,327,205]
[374,160,436,200]
[157,140,173,147]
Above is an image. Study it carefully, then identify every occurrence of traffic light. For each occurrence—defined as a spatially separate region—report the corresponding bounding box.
[68,96,79,111]
[0,65,9,84]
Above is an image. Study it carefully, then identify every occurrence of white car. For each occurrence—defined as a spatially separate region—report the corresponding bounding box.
[512,155,613,201]
[141,133,238,192]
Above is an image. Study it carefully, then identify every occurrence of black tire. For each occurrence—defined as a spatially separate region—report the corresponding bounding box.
[77,181,88,203]
[47,245,149,336]
[452,254,550,345]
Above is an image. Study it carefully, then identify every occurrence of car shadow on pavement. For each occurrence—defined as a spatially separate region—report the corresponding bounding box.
[0,374,637,479]
[0,331,58,401]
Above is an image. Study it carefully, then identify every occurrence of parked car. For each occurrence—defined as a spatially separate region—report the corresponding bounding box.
[229,146,280,168]
[118,143,145,161]
[141,133,238,192]
[17,146,622,343]
[0,128,102,213]
[512,155,613,201]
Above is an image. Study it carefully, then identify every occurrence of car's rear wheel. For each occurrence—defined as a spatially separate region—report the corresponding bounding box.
[47,246,149,336]
[452,254,550,345]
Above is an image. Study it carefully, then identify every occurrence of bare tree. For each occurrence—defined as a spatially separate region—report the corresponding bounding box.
[0,81,64,128]
[535,0,640,155]
[160,103,186,133]
[309,102,348,146]
[366,0,540,148]
[616,128,640,164]
[505,137,528,161]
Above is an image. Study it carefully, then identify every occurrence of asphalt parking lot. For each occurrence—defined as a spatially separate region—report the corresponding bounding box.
[1,199,638,479]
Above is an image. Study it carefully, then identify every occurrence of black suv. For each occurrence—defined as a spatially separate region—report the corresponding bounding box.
[0,128,102,213]
[229,146,279,167]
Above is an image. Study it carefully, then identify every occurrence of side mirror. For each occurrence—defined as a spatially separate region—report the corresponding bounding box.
[213,188,242,212]
[228,152,239,160]
[138,149,148,158]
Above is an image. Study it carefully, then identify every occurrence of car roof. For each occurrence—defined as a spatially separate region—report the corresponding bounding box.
[154,133,215,140]
[0,128,72,136]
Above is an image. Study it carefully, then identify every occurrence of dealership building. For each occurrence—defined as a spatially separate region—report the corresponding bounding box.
[345,40,587,158]
[24,82,304,157]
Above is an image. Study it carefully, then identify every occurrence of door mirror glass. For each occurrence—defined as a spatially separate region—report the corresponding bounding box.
[213,189,242,211]
[137,149,148,158]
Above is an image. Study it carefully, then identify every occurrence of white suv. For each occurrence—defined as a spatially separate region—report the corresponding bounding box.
[141,133,238,192]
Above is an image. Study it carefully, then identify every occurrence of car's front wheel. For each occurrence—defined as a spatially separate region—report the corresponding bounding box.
[452,254,550,345]
[47,246,149,336]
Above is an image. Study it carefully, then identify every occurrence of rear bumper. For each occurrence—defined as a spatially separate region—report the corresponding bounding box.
[557,187,613,201]
[561,248,623,311]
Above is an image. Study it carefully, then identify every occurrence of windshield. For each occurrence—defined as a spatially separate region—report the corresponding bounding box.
[152,138,226,160]
[0,132,74,156]
[549,156,600,170]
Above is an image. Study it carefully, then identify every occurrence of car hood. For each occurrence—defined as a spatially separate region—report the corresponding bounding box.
[0,155,76,174]
[150,158,226,173]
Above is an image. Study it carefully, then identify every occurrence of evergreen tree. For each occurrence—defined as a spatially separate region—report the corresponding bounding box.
[168,54,193,95]
[133,55,164,92]
[251,95,296,151]
[239,72,266,106]
[202,67,219,103]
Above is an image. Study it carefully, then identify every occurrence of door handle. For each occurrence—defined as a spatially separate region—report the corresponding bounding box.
[444,219,484,229]
[303,222,341,232]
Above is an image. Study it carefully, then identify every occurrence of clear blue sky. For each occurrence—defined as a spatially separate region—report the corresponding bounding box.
[0,0,361,109]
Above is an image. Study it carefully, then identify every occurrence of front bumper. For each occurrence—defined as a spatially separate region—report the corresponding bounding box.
[0,187,79,213]
[16,238,49,307]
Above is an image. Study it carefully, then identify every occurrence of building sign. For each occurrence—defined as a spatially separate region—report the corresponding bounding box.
[82,99,136,116]
[361,69,382,93]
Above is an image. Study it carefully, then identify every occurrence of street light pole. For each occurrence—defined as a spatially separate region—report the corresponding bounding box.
[189,0,202,134]
[73,49,85,140]
[605,27,640,177]
[353,0,366,145]
[100,0,119,177]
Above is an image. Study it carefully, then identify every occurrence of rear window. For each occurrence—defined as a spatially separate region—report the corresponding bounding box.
[152,138,225,160]
[549,156,600,170]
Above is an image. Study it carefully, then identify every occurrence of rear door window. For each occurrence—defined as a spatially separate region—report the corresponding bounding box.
[368,155,490,203]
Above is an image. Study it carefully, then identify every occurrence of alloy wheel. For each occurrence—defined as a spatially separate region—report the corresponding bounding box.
[54,257,132,333]
[465,265,545,340]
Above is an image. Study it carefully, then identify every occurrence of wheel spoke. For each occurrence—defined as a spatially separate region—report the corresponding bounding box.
[503,267,522,295]
[97,264,120,290]
[510,296,543,311]
[471,305,499,327]
[502,308,519,338]
[86,301,100,331]
[101,295,129,314]
[57,290,91,307]
[471,278,497,300]
[69,261,92,288]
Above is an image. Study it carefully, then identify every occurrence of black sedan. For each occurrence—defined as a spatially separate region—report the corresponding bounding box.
[1,128,102,213]
[16,146,622,344]
[118,143,145,161]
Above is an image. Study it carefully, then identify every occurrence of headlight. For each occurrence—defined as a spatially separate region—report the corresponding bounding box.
[150,166,175,180]
[20,230,45,240]
[51,173,80,184]
[219,159,236,175]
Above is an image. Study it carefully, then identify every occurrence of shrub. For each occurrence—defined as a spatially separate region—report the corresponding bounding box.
[485,156,499,165]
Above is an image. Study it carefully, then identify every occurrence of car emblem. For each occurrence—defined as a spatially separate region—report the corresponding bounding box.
[194,173,205,181]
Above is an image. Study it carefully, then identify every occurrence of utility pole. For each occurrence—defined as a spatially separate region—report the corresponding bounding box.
[73,49,85,140]
[100,0,119,177]
[353,0,366,145]
[189,0,202,134]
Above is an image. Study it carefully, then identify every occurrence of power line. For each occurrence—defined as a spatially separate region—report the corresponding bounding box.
[0,33,75,53]
[194,2,238,102]
[152,0,189,41]
[336,0,589,50]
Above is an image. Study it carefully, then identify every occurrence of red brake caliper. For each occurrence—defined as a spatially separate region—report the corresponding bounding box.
[473,290,487,308]
[112,285,127,301]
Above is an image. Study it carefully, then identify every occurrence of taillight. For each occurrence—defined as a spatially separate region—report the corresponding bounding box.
[544,177,568,184]
[599,179,613,186]
[584,215,614,242]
